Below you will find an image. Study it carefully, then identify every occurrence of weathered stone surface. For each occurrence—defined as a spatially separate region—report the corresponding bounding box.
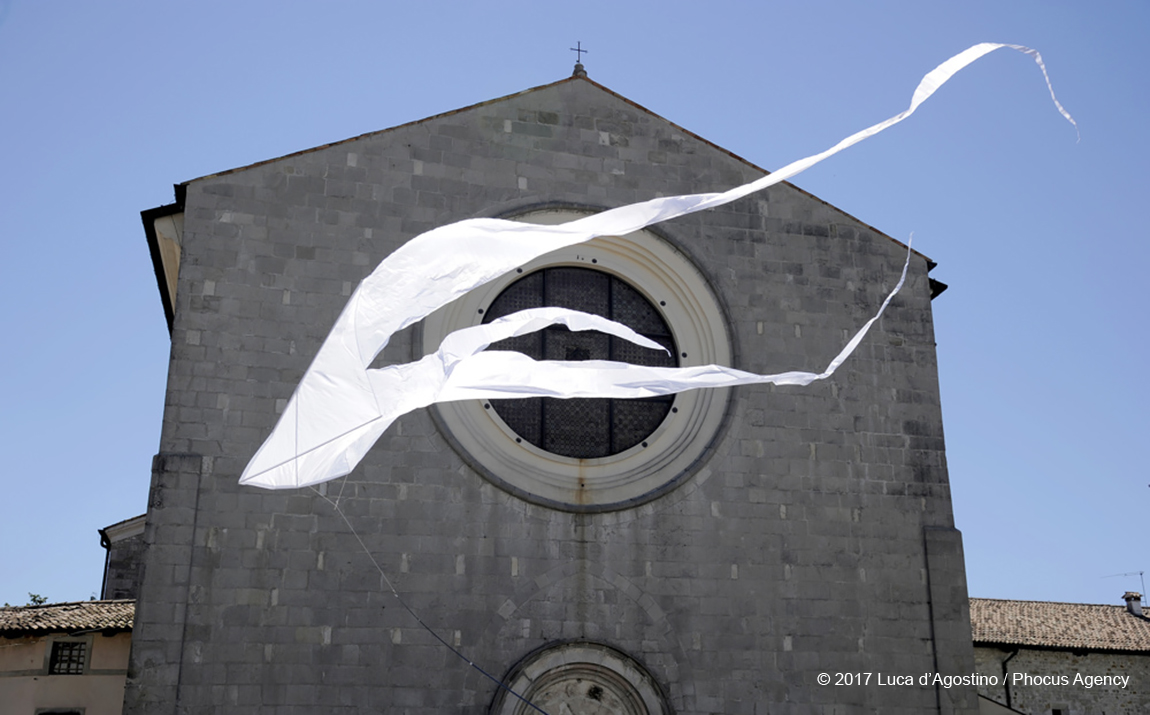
[126,74,976,714]
[974,647,1149,715]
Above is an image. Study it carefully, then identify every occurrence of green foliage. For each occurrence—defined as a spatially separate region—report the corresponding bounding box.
[3,593,50,607]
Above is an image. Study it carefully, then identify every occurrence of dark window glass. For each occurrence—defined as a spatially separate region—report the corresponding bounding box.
[483,267,677,458]
[48,641,86,675]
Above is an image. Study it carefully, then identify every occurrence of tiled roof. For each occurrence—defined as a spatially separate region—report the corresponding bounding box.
[0,600,134,636]
[970,597,1150,653]
[6,597,1145,649]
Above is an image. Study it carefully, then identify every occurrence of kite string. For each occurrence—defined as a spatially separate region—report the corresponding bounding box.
[332,473,349,509]
[308,486,550,715]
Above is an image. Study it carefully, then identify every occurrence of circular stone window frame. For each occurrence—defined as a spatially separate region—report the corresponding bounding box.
[423,208,732,511]
[489,641,669,715]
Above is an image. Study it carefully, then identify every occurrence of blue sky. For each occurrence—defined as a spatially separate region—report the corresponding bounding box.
[1,1,1145,608]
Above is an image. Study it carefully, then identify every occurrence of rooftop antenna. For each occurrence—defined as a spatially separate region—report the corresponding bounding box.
[1102,570,1147,597]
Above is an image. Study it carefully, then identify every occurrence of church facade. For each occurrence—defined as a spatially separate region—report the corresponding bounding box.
[129,67,977,714]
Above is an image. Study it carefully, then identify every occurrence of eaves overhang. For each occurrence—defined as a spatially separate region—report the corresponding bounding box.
[141,184,186,335]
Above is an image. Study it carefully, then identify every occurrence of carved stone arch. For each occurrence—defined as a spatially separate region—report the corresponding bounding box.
[463,560,688,713]
[489,641,670,715]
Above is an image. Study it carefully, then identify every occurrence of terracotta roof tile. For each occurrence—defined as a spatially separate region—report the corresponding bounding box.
[970,597,1150,652]
[7,597,1144,650]
[0,600,134,635]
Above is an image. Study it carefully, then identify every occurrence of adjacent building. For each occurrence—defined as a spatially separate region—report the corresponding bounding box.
[970,593,1150,715]
[0,600,135,715]
[99,515,147,601]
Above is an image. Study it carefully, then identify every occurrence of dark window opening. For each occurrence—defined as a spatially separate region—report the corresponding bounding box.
[48,641,86,675]
[482,267,678,458]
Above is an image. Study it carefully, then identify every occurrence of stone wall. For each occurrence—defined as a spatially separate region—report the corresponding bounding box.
[974,646,1149,715]
[102,528,146,600]
[126,75,976,714]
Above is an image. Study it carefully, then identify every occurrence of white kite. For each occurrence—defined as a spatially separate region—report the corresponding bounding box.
[240,43,1075,490]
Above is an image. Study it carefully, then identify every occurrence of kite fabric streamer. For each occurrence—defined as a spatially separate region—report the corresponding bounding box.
[240,43,1076,490]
